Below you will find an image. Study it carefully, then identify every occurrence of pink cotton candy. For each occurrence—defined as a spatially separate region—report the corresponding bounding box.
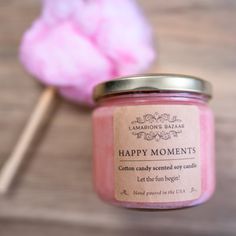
[20,0,156,104]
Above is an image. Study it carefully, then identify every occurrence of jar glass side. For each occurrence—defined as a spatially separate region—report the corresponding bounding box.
[92,93,215,209]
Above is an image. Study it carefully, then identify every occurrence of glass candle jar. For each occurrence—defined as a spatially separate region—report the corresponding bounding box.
[92,74,215,210]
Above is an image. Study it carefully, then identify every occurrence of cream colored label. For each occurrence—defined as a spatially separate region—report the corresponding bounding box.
[114,105,201,203]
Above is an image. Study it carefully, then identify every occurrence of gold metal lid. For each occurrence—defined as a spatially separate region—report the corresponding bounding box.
[93,74,212,102]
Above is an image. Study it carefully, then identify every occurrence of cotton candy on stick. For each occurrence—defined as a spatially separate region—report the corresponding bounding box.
[0,0,155,194]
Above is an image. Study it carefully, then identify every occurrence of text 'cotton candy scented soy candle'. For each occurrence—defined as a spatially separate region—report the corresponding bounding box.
[92,74,215,210]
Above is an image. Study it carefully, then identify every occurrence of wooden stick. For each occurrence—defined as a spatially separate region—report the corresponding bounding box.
[0,87,56,194]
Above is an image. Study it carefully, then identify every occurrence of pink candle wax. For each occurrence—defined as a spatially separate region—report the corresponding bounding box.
[92,74,215,209]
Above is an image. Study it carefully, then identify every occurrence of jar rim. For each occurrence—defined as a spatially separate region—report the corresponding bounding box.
[93,74,212,102]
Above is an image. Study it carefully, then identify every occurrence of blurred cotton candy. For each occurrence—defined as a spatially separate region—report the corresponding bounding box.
[20,0,156,104]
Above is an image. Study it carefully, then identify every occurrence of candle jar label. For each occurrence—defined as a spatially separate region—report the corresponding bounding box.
[114,105,201,203]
